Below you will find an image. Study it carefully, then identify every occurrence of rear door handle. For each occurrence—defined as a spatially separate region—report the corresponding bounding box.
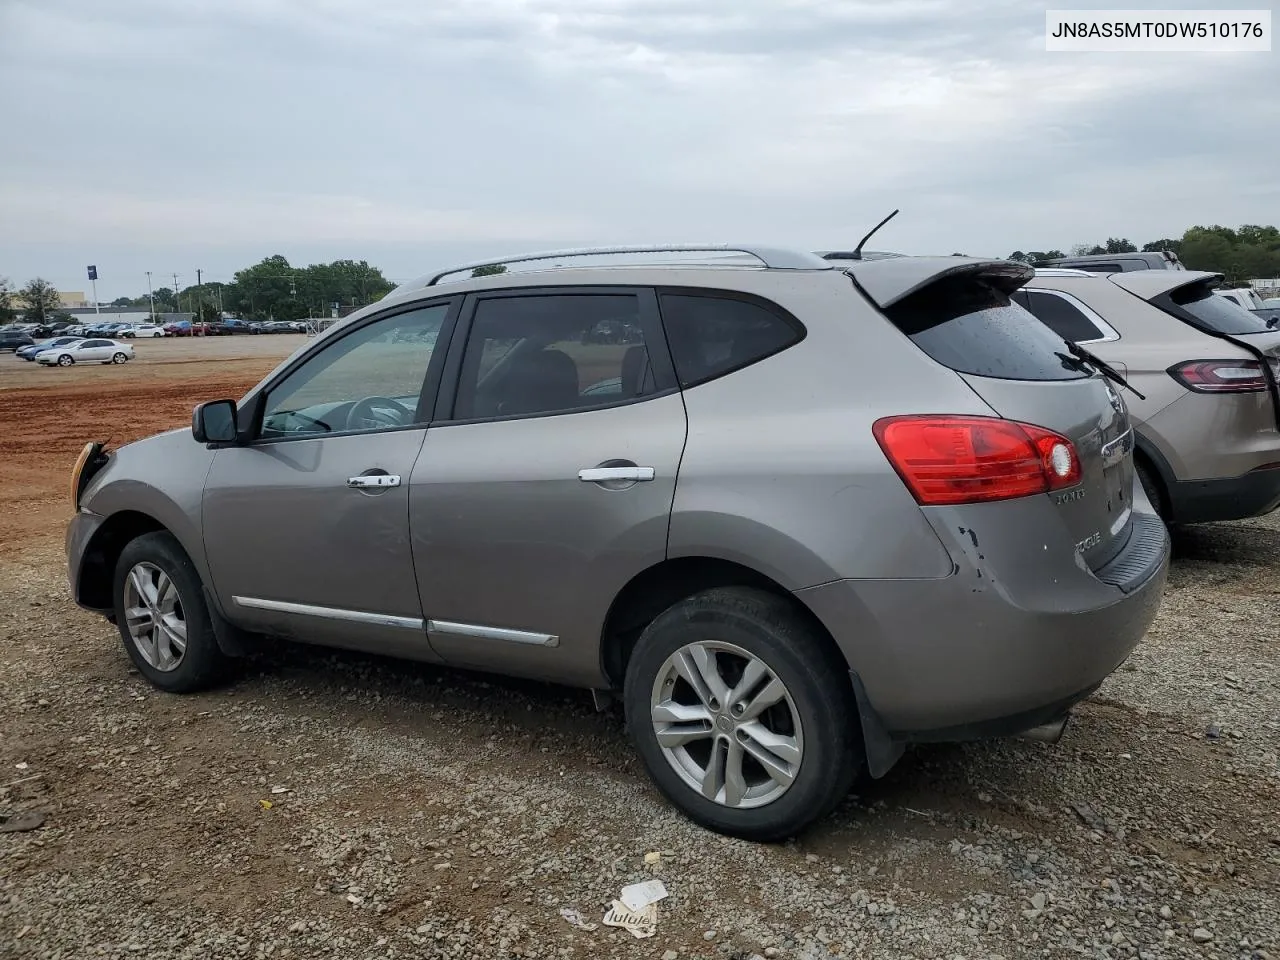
[347,474,401,489]
[578,466,655,482]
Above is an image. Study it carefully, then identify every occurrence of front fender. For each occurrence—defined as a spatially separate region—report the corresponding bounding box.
[79,429,217,592]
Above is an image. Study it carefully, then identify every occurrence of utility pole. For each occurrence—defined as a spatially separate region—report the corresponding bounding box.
[196,268,203,321]
[146,271,155,319]
[173,273,181,313]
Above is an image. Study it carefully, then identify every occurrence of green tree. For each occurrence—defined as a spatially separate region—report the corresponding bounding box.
[471,264,508,278]
[20,277,62,323]
[1181,228,1237,275]
[150,287,178,312]
[1141,238,1182,255]
[1103,238,1137,254]
[0,276,14,322]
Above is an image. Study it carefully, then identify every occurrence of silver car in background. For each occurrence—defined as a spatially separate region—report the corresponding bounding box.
[66,245,1168,840]
[1018,268,1280,523]
[38,338,134,366]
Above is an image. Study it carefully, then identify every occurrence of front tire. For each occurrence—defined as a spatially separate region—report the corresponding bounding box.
[57,355,73,366]
[112,352,128,363]
[624,586,862,841]
[112,531,232,693]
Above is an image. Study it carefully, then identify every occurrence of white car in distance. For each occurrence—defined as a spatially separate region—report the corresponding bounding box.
[36,338,135,366]
[119,324,166,338]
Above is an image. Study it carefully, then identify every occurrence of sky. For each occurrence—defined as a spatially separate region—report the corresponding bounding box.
[1,0,1276,301]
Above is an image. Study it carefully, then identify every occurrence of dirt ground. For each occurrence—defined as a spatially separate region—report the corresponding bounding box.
[1,339,1277,960]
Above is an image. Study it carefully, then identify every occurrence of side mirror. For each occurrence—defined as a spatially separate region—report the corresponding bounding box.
[192,399,239,444]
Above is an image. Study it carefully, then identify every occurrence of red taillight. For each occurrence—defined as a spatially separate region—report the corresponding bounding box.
[873,415,1082,506]
[1169,359,1278,393]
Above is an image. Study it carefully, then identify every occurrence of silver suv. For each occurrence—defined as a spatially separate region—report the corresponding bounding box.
[1019,268,1280,524]
[66,245,1169,840]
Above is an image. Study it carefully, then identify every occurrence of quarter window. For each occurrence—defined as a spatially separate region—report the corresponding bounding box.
[452,294,653,420]
[259,304,447,438]
[658,292,802,387]
[1021,290,1107,342]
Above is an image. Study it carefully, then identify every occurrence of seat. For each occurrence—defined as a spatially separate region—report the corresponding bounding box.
[497,348,581,416]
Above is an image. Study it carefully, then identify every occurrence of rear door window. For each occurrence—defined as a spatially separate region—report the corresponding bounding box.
[1167,284,1271,335]
[658,291,802,387]
[884,277,1086,381]
[1021,290,1108,342]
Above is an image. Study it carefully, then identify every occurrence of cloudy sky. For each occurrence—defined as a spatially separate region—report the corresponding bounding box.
[1,0,1275,300]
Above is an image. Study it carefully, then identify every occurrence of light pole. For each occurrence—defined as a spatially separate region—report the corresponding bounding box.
[146,271,155,319]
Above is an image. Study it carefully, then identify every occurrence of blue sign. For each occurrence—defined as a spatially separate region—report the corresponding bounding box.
[87,265,98,280]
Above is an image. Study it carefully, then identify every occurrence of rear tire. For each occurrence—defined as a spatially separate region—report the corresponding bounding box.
[624,586,862,841]
[112,531,232,693]
[1136,460,1168,521]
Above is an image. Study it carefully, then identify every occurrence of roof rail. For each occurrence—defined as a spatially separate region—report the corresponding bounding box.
[1032,267,1097,278]
[420,244,833,287]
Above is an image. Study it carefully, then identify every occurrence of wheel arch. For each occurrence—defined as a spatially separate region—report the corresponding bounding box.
[1132,431,1174,520]
[600,555,906,778]
[74,510,169,611]
[599,555,847,690]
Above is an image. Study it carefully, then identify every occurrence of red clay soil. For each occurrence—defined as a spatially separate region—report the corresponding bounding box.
[0,370,273,557]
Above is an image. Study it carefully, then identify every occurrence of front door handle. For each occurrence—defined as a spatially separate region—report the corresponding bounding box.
[347,474,401,489]
[578,466,655,482]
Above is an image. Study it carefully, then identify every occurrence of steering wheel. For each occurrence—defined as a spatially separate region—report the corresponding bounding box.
[347,396,414,431]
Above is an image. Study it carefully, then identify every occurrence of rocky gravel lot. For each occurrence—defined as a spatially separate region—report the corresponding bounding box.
[1,352,1278,959]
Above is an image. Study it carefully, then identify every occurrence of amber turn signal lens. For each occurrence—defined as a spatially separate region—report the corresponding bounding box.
[70,441,96,509]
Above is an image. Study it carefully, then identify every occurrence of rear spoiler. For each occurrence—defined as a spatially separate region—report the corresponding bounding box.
[839,256,1034,309]
[1106,269,1223,299]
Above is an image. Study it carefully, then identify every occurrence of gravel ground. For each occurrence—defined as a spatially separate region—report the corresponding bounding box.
[2,507,1277,960]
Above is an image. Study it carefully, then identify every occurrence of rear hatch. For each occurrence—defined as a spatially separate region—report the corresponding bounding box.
[847,257,1136,570]
[1109,271,1280,428]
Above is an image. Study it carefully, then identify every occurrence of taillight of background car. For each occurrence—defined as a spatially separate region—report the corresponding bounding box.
[1168,359,1280,393]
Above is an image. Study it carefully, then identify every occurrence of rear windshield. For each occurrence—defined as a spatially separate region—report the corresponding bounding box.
[1167,284,1271,335]
[883,277,1087,381]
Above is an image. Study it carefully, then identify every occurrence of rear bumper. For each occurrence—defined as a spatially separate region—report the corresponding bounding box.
[797,502,1169,736]
[1166,465,1280,524]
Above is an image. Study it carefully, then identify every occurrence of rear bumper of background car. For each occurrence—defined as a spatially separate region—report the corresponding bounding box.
[797,496,1169,739]
[1165,464,1280,524]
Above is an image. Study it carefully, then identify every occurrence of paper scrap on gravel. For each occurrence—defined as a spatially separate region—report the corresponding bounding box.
[558,908,598,932]
[603,900,658,939]
[620,879,668,912]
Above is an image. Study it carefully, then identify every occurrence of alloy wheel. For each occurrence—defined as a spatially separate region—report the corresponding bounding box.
[122,562,187,672]
[649,640,803,809]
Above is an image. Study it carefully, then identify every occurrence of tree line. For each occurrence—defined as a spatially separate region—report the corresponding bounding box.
[105,255,399,323]
[6,227,1276,324]
[1007,224,1280,284]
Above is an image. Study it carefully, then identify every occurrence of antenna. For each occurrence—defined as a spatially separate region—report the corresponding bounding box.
[821,209,901,261]
[852,209,899,260]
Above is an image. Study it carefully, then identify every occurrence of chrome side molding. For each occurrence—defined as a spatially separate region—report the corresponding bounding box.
[427,619,559,648]
[232,596,424,630]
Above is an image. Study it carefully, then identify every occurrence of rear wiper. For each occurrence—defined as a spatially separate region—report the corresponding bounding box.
[1063,340,1146,401]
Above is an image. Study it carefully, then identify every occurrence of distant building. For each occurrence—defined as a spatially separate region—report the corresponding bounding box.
[10,289,90,311]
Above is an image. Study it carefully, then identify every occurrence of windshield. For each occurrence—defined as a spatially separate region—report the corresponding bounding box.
[1167,283,1272,335]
